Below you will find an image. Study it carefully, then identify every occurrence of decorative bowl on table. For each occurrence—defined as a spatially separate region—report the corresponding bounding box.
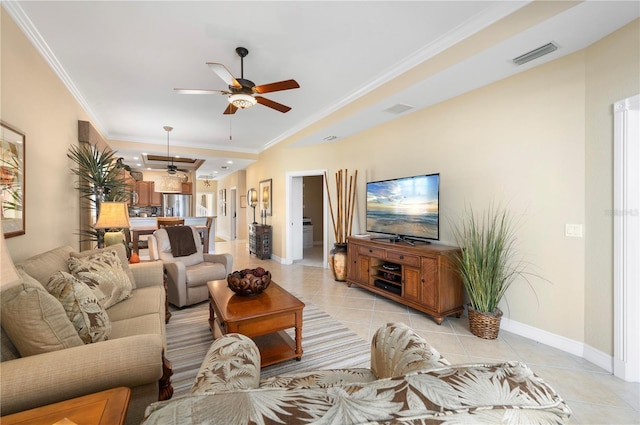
[227,267,271,296]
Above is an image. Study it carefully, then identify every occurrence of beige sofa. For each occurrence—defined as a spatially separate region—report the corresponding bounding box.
[143,322,572,424]
[0,244,172,425]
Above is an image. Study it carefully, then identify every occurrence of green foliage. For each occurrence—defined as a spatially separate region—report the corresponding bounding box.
[452,205,529,314]
[67,143,129,244]
[67,143,128,216]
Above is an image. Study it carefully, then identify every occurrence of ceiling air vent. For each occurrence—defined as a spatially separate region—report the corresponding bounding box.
[513,42,558,66]
[383,104,414,115]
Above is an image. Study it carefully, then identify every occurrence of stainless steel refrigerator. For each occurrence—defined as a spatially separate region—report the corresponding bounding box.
[162,194,192,217]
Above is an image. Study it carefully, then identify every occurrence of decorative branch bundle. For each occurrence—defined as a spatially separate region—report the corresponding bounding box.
[324,169,358,244]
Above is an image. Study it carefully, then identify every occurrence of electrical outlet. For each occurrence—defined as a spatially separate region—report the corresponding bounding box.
[565,224,583,237]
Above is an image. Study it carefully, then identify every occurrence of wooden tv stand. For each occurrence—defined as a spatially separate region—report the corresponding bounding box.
[346,236,464,324]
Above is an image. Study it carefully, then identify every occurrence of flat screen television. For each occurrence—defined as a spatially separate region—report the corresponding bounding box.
[366,173,439,243]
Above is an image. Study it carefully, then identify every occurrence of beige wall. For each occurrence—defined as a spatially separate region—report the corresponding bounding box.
[215,170,247,240]
[584,21,640,354]
[3,2,638,353]
[1,11,93,261]
[246,20,639,351]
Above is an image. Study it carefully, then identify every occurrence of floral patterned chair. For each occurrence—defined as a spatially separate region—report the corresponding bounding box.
[142,322,572,424]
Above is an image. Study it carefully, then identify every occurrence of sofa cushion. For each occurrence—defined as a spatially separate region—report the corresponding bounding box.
[1,270,84,356]
[109,314,164,341]
[15,246,74,286]
[106,286,165,322]
[68,249,133,309]
[70,243,136,288]
[185,262,226,288]
[45,271,111,344]
[1,327,20,361]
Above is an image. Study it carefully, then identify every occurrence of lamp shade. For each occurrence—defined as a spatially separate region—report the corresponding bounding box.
[95,202,131,229]
[157,175,182,193]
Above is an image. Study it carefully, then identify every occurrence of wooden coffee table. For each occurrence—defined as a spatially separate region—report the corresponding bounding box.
[1,387,130,425]
[207,279,305,367]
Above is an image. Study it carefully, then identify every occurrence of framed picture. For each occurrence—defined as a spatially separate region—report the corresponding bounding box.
[1,122,25,238]
[259,178,272,216]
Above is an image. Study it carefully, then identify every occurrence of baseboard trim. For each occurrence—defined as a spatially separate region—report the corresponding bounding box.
[500,317,613,373]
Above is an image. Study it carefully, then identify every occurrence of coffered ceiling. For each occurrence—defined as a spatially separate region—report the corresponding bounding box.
[4,1,638,179]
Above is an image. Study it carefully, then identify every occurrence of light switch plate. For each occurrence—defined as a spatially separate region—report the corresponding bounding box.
[565,224,583,237]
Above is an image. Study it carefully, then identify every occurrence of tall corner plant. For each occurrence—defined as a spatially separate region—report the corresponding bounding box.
[451,204,526,315]
[67,143,129,244]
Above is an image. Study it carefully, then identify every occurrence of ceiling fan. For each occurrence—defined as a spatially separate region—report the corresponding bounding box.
[174,47,300,114]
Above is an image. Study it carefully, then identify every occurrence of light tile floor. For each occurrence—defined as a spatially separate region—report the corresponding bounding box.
[164,239,640,424]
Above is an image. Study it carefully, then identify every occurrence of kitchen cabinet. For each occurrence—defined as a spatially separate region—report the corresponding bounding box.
[181,182,192,194]
[346,236,463,324]
[135,181,162,207]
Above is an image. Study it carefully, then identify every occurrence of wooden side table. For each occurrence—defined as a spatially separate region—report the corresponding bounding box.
[1,387,131,425]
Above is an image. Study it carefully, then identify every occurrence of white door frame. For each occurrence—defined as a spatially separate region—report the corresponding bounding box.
[613,94,640,382]
[285,170,328,266]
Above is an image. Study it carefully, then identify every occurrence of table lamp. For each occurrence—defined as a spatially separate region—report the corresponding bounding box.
[95,202,131,248]
[247,188,258,224]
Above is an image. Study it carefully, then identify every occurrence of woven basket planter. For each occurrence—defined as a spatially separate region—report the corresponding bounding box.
[468,305,503,339]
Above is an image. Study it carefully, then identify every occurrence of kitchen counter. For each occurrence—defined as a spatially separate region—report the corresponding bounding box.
[127,216,216,253]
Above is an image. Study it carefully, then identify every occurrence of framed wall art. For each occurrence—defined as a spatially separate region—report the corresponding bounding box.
[1,122,25,238]
[259,178,272,216]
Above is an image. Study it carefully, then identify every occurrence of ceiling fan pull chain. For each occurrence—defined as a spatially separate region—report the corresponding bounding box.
[229,115,233,141]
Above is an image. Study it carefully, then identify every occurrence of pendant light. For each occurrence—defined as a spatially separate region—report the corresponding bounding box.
[156,125,182,193]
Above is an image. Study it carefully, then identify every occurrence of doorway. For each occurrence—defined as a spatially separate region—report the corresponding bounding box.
[285,170,327,266]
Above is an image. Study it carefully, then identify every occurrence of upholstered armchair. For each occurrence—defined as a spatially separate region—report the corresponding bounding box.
[148,227,233,308]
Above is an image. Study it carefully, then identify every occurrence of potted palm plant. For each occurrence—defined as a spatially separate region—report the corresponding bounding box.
[451,205,530,339]
[67,143,129,247]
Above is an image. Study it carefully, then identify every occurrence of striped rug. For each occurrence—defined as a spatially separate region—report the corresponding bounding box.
[166,299,371,397]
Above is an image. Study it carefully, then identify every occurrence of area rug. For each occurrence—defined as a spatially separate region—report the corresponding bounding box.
[165,299,371,397]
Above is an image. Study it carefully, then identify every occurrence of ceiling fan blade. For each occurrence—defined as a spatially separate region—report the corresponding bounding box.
[254,79,300,94]
[207,63,241,88]
[174,88,230,95]
[223,103,238,115]
[256,96,292,113]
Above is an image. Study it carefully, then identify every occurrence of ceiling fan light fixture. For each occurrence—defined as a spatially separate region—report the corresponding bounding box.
[229,93,257,109]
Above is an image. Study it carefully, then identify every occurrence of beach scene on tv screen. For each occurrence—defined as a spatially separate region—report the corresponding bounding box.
[366,175,439,239]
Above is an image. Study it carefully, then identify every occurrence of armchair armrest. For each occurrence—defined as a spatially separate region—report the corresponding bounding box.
[131,261,164,288]
[203,253,233,274]
[191,333,260,394]
[0,334,164,416]
[370,322,450,379]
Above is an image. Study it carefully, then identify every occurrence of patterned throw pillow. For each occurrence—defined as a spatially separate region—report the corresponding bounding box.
[68,249,133,309]
[46,271,111,343]
[1,270,84,357]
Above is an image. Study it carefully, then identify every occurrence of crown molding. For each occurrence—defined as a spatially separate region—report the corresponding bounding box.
[3,1,107,135]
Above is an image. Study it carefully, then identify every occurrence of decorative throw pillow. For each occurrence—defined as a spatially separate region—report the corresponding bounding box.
[68,249,133,309]
[46,271,111,343]
[69,243,136,289]
[0,270,84,357]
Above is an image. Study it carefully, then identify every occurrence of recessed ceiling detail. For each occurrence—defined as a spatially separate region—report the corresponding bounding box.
[143,154,205,171]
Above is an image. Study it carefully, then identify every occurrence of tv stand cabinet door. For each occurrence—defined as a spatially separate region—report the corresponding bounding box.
[402,266,421,302]
[348,248,370,286]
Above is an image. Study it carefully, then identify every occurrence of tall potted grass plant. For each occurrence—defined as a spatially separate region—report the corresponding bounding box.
[452,205,529,339]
